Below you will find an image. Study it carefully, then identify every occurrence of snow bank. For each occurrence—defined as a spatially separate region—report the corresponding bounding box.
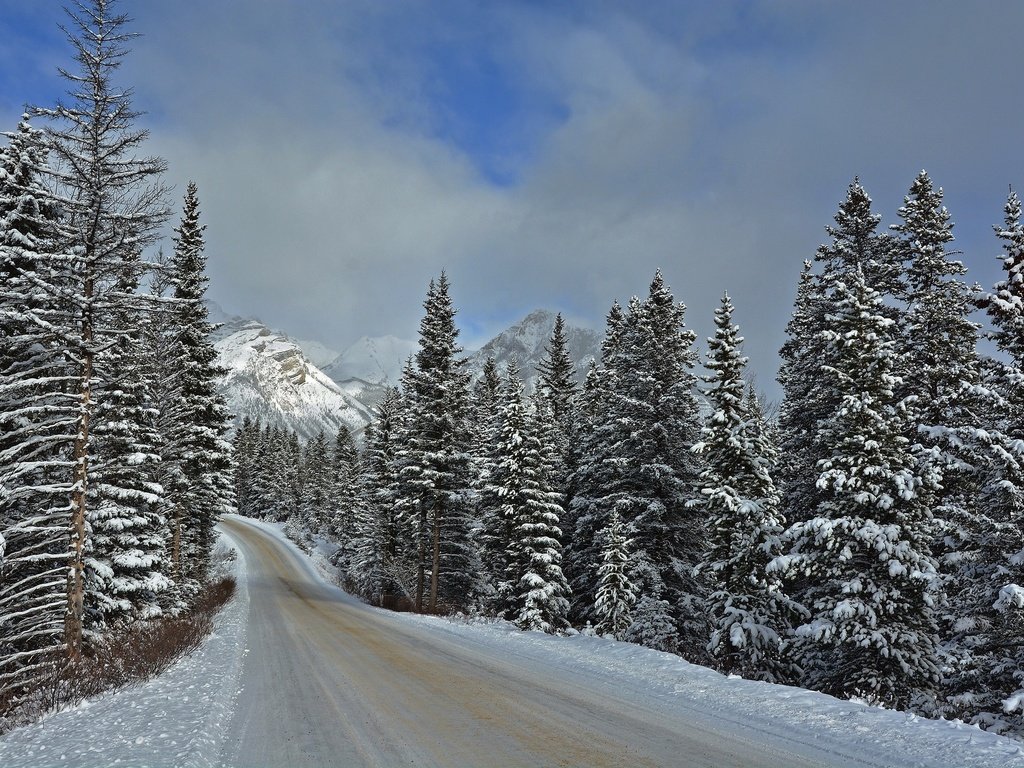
[0,533,250,768]
[394,614,1024,767]
[244,517,1024,766]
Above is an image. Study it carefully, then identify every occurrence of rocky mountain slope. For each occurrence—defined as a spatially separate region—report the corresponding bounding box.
[209,309,372,440]
[463,309,601,391]
[207,304,600,440]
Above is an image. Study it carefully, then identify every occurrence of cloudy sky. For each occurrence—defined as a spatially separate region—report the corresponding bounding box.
[2,0,1023,395]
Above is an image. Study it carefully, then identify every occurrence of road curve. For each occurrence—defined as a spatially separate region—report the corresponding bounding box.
[217,516,858,768]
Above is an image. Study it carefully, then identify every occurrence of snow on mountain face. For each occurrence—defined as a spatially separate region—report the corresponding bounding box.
[323,335,419,386]
[464,309,601,390]
[208,307,597,437]
[213,317,372,440]
[292,338,340,369]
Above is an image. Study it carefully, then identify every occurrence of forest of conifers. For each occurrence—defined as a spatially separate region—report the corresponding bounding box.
[235,172,1023,738]
[1,0,1022,745]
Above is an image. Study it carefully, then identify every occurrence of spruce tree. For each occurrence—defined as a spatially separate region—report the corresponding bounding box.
[88,299,170,627]
[34,0,169,657]
[394,274,480,612]
[299,430,332,533]
[563,302,628,626]
[329,425,359,547]
[697,294,801,683]
[941,190,1024,734]
[778,181,901,529]
[889,173,1021,721]
[0,116,71,694]
[774,269,941,709]
[536,313,578,486]
[482,360,570,631]
[988,190,1024,375]
[567,272,706,657]
[593,510,637,640]
[164,183,233,590]
[349,388,409,604]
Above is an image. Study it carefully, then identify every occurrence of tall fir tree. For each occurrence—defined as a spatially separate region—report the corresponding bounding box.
[773,269,942,709]
[567,272,706,657]
[348,388,411,605]
[941,189,1024,734]
[563,302,628,626]
[535,313,578,486]
[696,294,802,683]
[299,430,332,534]
[165,183,233,591]
[0,116,71,696]
[482,360,570,631]
[329,425,359,549]
[394,274,481,612]
[778,180,902,529]
[34,0,169,658]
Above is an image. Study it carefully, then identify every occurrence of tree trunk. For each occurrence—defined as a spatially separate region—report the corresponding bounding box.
[66,299,93,662]
[428,501,441,613]
[415,506,425,614]
[172,506,182,579]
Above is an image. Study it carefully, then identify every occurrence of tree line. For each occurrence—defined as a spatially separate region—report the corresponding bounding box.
[0,0,233,713]
[236,176,1023,737]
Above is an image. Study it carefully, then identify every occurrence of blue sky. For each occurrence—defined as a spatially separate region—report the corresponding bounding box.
[2,0,1023,395]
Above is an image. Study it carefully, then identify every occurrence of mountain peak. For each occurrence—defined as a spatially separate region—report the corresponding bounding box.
[466,310,600,388]
[323,335,419,386]
[213,319,372,440]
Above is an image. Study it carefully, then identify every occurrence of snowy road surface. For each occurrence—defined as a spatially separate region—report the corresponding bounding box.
[2,515,1022,767]
[220,517,820,767]
[218,516,1021,768]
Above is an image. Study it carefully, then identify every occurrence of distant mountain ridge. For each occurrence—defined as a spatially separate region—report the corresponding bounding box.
[208,308,373,440]
[463,309,601,391]
[205,303,600,439]
[323,335,418,386]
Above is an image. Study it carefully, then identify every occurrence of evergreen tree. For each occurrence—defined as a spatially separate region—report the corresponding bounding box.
[563,302,628,626]
[778,181,901,529]
[34,0,169,658]
[987,189,1024,375]
[0,116,71,695]
[889,173,1020,720]
[482,360,570,630]
[87,295,170,627]
[300,430,332,533]
[470,356,502,452]
[394,274,480,612]
[349,389,410,604]
[593,510,637,640]
[773,269,941,709]
[697,294,802,683]
[231,416,259,518]
[941,190,1024,735]
[329,425,359,546]
[164,183,233,590]
[567,272,706,657]
[536,313,577,485]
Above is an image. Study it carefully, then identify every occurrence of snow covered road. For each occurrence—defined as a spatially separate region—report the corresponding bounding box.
[2,515,1022,767]
[218,516,1022,767]
[219,517,819,767]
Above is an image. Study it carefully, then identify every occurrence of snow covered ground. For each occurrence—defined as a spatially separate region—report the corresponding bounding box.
[2,517,1022,767]
[0,535,250,768]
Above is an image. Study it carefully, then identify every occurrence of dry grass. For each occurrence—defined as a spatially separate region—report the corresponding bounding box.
[0,576,236,735]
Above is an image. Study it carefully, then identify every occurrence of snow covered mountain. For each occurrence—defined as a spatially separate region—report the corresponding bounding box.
[292,338,340,369]
[206,305,599,439]
[211,314,372,440]
[322,335,418,386]
[464,309,601,390]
